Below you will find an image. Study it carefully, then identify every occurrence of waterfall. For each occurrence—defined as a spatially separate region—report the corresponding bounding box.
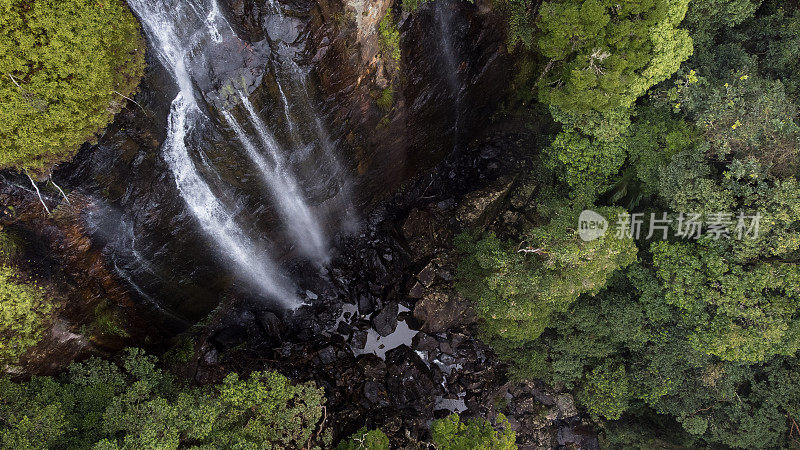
[435,0,461,97]
[435,0,463,145]
[127,0,303,307]
[222,94,328,262]
[276,60,357,230]
[276,81,298,142]
[163,95,298,305]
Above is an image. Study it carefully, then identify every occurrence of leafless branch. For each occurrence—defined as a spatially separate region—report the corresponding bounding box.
[517,247,547,255]
[113,90,148,114]
[25,170,50,214]
[49,179,71,205]
[8,74,22,88]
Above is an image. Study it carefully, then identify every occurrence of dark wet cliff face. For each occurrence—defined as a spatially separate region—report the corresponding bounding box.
[309,0,511,205]
[24,0,513,328]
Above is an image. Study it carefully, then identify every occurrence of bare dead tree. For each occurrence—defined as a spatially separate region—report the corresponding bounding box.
[113,90,148,115]
[24,170,50,214]
[49,179,71,205]
[8,73,22,88]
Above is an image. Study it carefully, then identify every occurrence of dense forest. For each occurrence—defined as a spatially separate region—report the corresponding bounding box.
[1,0,799,448]
[460,0,800,446]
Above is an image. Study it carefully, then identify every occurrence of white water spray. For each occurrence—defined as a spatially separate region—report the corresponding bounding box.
[127,0,300,307]
[223,94,328,262]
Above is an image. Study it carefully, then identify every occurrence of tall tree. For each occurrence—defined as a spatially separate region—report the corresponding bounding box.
[0,0,145,174]
[536,0,693,140]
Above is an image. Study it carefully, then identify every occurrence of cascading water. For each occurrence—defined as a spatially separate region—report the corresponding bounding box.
[435,0,462,96]
[276,82,298,142]
[161,94,297,306]
[221,93,327,261]
[125,0,347,308]
[274,59,357,232]
[434,0,464,146]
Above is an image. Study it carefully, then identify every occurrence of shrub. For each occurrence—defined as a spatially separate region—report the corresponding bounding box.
[378,11,401,63]
[377,87,394,111]
[431,413,516,449]
[0,265,51,367]
[0,231,21,263]
[336,427,390,449]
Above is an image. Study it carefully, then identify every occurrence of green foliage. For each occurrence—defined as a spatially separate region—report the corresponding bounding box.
[625,108,693,185]
[0,349,326,448]
[456,205,637,347]
[377,87,394,111]
[657,154,800,263]
[431,413,517,450]
[536,0,693,140]
[401,0,429,12]
[583,362,630,420]
[378,12,401,63]
[683,0,761,44]
[0,231,20,263]
[163,337,195,364]
[483,0,800,446]
[494,0,536,50]
[651,241,800,363]
[536,266,800,447]
[545,128,626,196]
[336,427,390,450]
[0,0,145,173]
[90,303,130,339]
[670,72,800,175]
[740,2,800,99]
[0,265,51,367]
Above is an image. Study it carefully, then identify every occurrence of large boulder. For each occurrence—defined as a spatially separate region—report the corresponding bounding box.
[455,175,515,229]
[413,290,475,333]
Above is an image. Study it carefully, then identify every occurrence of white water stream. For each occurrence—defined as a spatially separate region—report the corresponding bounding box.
[126,0,340,307]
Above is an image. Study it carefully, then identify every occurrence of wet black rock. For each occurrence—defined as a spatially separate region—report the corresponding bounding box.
[255,310,283,344]
[349,329,368,350]
[336,320,352,336]
[385,345,440,412]
[201,346,219,366]
[371,301,399,337]
[211,325,247,350]
[413,290,475,334]
[357,291,377,316]
[363,380,389,407]
[318,346,337,365]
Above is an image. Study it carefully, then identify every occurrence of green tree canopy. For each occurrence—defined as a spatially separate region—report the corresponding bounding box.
[0,0,145,173]
[537,266,800,447]
[456,205,637,347]
[669,72,800,174]
[545,127,627,197]
[459,0,800,446]
[0,349,326,449]
[0,265,51,367]
[536,0,693,140]
[431,413,517,450]
[652,241,800,363]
